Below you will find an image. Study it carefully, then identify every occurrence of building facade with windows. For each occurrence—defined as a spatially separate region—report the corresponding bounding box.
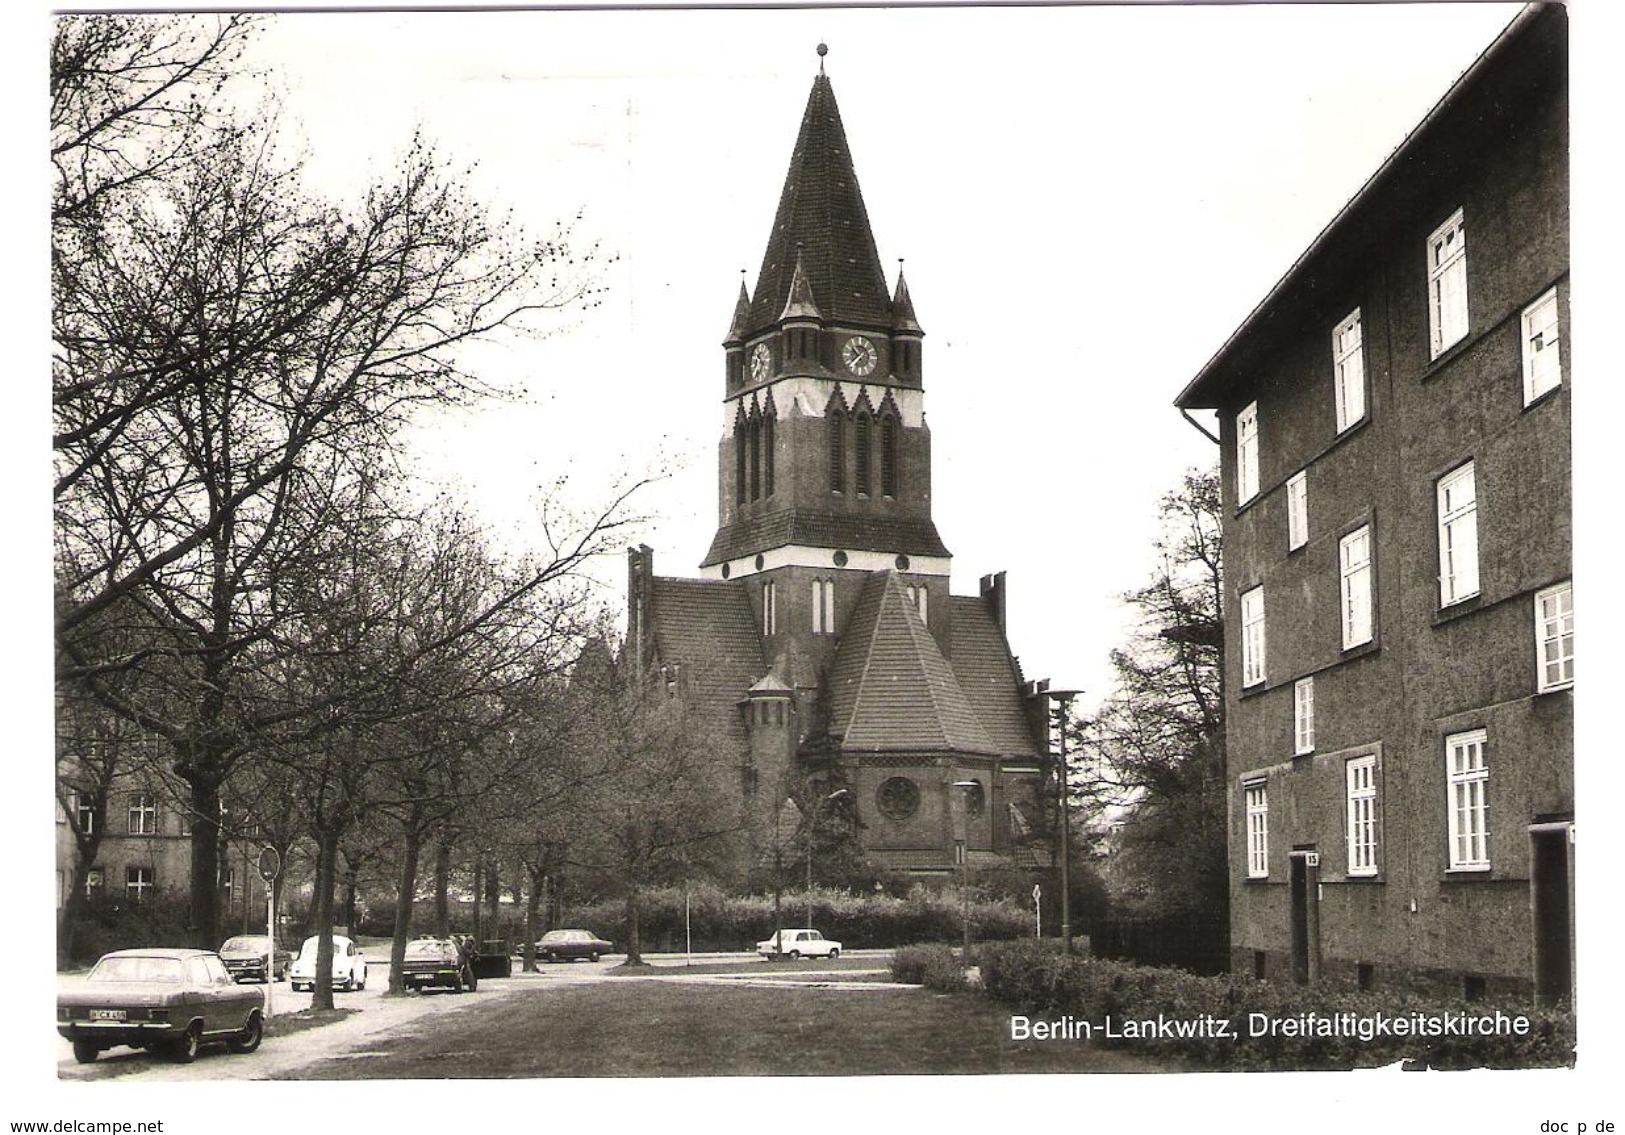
[625,56,1051,878]
[1175,6,1570,1001]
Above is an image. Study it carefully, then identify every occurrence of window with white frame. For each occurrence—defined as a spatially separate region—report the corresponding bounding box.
[762,580,777,636]
[1535,581,1573,692]
[1346,755,1378,876]
[1446,729,1490,870]
[1437,462,1479,606]
[1522,287,1562,404]
[1294,677,1315,755]
[126,865,154,901]
[1428,208,1469,358]
[1236,402,1259,504]
[811,579,836,635]
[85,867,104,897]
[127,793,156,836]
[1245,781,1269,878]
[1340,525,1374,648]
[1286,470,1308,551]
[1333,309,1366,431]
[1240,586,1266,687]
[67,791,95,834]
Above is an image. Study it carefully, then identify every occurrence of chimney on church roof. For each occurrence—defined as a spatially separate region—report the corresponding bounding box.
[980,571,1007,634]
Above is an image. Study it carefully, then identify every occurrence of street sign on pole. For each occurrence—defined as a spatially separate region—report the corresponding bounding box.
[258,847,281,1020]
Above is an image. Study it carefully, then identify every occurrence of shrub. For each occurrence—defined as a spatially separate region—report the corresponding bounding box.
[64,890,193,965]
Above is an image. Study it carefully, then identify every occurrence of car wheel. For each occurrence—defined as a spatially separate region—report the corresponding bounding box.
[789,950,802,960]
[544,952,556,964]
[588,952,600,963]
[71,1040,99,1065]
[828,948,840,959]
[168,1024,201,1064]
[228,1012,263,1054]
[357,968,366,991]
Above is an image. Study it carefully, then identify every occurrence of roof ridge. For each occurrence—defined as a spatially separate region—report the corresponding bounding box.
[895,575,994,751]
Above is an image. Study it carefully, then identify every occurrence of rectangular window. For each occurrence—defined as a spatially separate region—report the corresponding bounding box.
[763,580,777,636]
[1286,471,1308,551]
[1535,581,1574,692]
[1293,677,1315,755]
[1428,208,1469,358]
[1339,525,1373,648]
[1333,309,1366,431]
[1522,287,1562,404]
[127,793,156,836]
[67,791,95,834]
[1446,730,1489,870]
[1346,755,1378,877]
[1437,462,1479,606]
[126,865,154,902]
[1245,782,1269,879]
[811,579,836,636]
[85,867,104,897]
[1236,402,1259,504]
[1240,586,1266,688]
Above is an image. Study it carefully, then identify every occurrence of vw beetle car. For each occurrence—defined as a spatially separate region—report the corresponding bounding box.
[57,948,265,1064]
[218,934,292,983]
[400,937,478,993]
[288,934,368,992]
[534,929,612,963]
[756,929,841,960]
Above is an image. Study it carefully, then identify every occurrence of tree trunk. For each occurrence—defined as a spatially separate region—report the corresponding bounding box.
[433,836,452,935]
[310,829,340,1012]
[471,857,483,942]
[522,865,544,973]
[186,772,225,948]
[624,881,642,966]
[388,820,423,994]
[340,866,359,935]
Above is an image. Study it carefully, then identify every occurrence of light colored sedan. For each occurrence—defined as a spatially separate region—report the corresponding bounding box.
[288,934,368,992]
[756,929,842,960]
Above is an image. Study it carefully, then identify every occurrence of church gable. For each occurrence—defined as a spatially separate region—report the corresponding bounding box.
[828,572,995,753]
[947,595,1042,758]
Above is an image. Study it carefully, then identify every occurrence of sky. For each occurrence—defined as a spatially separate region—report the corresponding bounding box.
[226,2,1530,710]
[20,1,1625,1125]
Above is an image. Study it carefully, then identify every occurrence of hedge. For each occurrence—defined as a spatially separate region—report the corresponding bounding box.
[556,884,1032,953]
[891,943,968,992]
[968,939,1575,1071]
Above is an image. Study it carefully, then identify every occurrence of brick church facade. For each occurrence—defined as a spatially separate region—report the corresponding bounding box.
[625,57,1052,879]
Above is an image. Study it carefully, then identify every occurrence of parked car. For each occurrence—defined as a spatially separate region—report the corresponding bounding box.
[217,935,292,983]
[756,929,841,960]
[400,937,477,993]
[57,948,265,1065]
[534,929,612,963]
[288,934,368,992]
[472,939,513,979]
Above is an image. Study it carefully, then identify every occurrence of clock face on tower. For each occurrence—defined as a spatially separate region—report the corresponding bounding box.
[842,335,878,377]
[749,344,772,383]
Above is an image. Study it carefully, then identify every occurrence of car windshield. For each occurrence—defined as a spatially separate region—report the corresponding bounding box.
[221,937,268,952]
[405,940,453,960]
[89,956,186,983]
[297,937,346,959]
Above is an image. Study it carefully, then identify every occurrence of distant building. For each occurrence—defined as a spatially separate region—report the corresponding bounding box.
[1175,6,1570,1001]
[626,53,1052,878]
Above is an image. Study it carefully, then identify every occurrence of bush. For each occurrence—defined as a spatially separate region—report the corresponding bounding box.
[64,890,193,965]
[975,939,1576,1071]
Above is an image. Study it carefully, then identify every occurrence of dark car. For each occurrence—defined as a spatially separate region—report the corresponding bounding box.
[58,948,265,1065]
[400,938,477,993]
[217,935,292,983]
[535,929,612,963]
[472,939,513,979]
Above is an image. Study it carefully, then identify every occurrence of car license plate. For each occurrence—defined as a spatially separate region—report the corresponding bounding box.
[89,1009,126,1021]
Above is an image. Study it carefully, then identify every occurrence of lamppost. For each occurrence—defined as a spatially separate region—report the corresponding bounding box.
[806,788,850,929]
[1035,688,1082,955]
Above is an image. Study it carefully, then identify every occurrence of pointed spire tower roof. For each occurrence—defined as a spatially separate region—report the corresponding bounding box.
[723,273,752,345]
[747,53,893,334]
[891,260,921,334]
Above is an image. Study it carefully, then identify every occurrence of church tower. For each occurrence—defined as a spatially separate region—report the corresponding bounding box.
[704,51,949,688]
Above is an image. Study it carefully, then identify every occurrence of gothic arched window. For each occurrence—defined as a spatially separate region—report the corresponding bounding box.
[881,414,898,498]
[854,410,871,496]
[748,408,762,502]
[735,409,748,505]
[763,407,776,497]
[828,406,845,493]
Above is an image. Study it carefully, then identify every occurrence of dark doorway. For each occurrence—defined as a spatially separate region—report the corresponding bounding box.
[1531,825,1573,1005]
[1289,852,1319,984]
